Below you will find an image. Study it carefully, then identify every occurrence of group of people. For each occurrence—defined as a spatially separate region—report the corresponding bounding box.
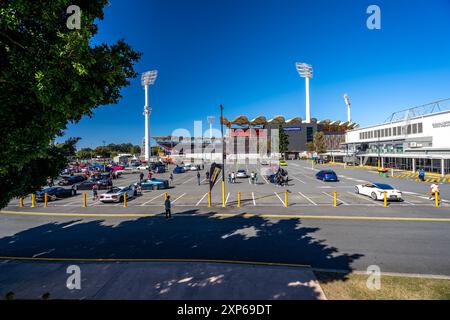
[228,172,237,184]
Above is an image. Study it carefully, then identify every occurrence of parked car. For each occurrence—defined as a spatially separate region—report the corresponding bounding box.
[138,178,170,190]
[35,186,77,202]
[279,160,288,166]
[110,165,125,171]
[260,160,269,166]
[58,175,86,186]
[355,183,403,201]
[183,164,192,170]
[76,179,112,190]
[137,165,149,170]
[190,165,199,171]
[100,186,136,203]
[236,169,248,178]
[173,166,185,174]
[316,170,339,182]
[153,165,166,173]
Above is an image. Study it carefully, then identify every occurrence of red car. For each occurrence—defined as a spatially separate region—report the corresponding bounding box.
[110,165,125,171]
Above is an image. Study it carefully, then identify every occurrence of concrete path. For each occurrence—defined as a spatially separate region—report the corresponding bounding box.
[0,261,326,300]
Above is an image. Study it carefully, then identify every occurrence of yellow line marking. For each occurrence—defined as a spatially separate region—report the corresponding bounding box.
[2,211,450,223]
[0,256,310,268]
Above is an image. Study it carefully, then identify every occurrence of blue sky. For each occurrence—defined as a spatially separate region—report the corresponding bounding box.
[58,0,450,149]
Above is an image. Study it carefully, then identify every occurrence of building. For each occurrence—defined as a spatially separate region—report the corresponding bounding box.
[340,99,450,176]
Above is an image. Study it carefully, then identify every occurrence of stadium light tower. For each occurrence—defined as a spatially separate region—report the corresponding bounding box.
[344,94,351,122]
[207,116,215,139]
[141,70,158,162]
[296,62,313,123]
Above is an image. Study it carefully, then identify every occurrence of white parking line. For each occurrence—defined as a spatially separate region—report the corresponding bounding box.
[322,191,349,205]
[196,192,208,206]
[171,193,186,204]
[181,176,195,184]
[225,192,230,205]
[298,192,317,206]
[252,192,256,206]
[139,193,164,206]
[347,192,383,206]
[274,192,285,206]
[261,175,269,184]
[291,176,306,184]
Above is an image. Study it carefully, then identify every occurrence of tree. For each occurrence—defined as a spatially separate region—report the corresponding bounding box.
[278,125,290,158]
[313,132,327,154]
[130,145,141,155]
[0,1,141,208]
[94,146,111,158]
[76,148,94,159]
[305,141,315,152]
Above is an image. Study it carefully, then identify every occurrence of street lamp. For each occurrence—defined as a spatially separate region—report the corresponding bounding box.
[296,62,313,123]
[344,94,351,123]
[141,70,158,162]
[207,116,215,140]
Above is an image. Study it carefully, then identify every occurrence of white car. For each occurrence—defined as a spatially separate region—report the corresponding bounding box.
[355,183,403,201]
[190,165,199,171]
[100,186,136,203]
[260,160,269,166]
[137,165,149,170]
[236,169,248,178]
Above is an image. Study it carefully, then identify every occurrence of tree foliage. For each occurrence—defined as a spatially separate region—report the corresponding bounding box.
[313,132,327,154]
[278,125,290,156]
[0,0,141,208]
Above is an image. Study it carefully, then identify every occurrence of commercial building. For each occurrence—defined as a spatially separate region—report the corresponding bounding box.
[340,99,450,176]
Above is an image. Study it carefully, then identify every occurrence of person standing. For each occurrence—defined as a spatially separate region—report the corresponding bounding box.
[147,170,152,180]
[139,171,144,183]
[197,171,201,185]
[205,171,210,181]
[169,173,174,186]
[429,183,440,200]
[419,168,425,182]
[164,195,172,219]
[92,184,99,201]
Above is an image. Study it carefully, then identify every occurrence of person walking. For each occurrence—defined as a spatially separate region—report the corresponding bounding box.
[92,184,99,201]
[139,171,144,183]
[232,172,236,184]
[169,173,174,186]
[205,171,210,181]
[228,173,232,184]
[164,195,172,219]
[197,171,201,185]
[250,171,255,184]
[419,168,425,182]
[429,183,440,200]
[147,170,152,180]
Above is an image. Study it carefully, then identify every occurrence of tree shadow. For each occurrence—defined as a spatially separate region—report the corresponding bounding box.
[0,211,363,299]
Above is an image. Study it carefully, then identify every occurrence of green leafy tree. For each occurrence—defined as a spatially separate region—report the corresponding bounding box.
[278,125,290,158]
[305,141,315,152]
[131,145,141,155]
[0,0,141,208]
[313,132,327,154]
[76,147,94,159]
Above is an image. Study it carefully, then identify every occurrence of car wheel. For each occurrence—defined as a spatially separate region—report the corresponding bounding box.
[72,190,76,196]
[355,186,360,194]
[371,192,378,200]
[50,195,57,201]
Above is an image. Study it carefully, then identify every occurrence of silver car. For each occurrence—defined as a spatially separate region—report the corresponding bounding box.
[100,185,136,203]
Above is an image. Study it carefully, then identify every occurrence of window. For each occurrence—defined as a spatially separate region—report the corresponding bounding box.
[360,133,362,140]
[407,125,412,134]
[412,123,417,134]
[306,127,314,142]
[388,128,392,136]
[418,123,423,133]
[393,127,397,136]
[381,130,384,138]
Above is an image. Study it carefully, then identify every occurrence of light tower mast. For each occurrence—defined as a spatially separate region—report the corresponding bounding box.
[141,70,158,162]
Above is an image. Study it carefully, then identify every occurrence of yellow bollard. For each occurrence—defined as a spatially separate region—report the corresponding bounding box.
[44,193,48,207]
[284,191,288,208]
[83,192,87,208]
[435,191,439,208]
[123,192,127,207]
[19,197,24,208]
[31,194,36,208]
[208,191,212,208]
[222,181,226,208]
[237,192,241,208]
[384,191,387,207]
[333,191,337,208]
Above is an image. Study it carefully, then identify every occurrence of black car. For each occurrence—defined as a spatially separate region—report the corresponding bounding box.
[76,179,112,190]
[58,175,86,186]
[35,187,77,202]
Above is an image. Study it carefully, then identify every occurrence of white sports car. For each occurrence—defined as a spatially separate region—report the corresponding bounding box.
[100,186,136,203]
[355,183,403,201]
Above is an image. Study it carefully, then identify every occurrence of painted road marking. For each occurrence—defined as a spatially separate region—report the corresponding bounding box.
[322,192,349,206]
[196,192,208,206]
[171,193,186,204]
[298,192,318,206]
[140,193,164,206]
[291,176,306,184]
[225,192,230,205]
[347,192,383,206]
[274,192,285,206]
[252,192,256,206]
[181,176,195,185]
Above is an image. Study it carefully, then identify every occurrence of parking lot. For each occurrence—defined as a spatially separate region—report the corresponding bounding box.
[5,160,450,210]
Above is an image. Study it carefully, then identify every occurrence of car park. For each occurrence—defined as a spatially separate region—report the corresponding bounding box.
[316,170,339,182]
[173,166,185,174]
[138,178,170,190]
[35,186,77,202]
[58,175,86,186]
[100,186,136,203]
[355,183,403,201]
[236,169,248,178]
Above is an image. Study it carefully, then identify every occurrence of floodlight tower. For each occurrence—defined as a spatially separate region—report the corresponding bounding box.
[296,62,313,123]
[207,116,215,139]
[141,70,158,162]
[344,94,351,122]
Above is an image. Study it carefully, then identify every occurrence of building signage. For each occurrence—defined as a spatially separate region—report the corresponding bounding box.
[283,127,301,132]
[432,121,450,128]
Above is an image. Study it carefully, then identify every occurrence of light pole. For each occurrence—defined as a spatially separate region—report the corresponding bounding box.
[344,94,351,123]
[207,116,215,140]
[141,70,158,162]
[296,62,313,123]
[220,105,226,207]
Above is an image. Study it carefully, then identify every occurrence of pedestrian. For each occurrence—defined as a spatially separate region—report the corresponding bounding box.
[254,172,258,184]
[232,172,236,184]
[429,183,440,200]
[169,173,174,185]
[197,171,201,185]
[164,195,172,219]
[228,173,232,184]
[92,184,98,201]
[419,168,425,182]
[139,172,144,183]
[148,171,152,180]
[250,171,255,184]
[205,171,210,180]
[284,174,289,186]
[136,183,142,196]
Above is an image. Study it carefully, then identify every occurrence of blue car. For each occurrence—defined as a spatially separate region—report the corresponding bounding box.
[139,178,169,190]
[316,170,339,182]
[173,166,185,174]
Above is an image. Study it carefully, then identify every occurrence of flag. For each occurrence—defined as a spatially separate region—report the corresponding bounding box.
[209,162,222,191]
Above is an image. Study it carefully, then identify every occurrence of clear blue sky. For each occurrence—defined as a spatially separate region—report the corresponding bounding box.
[58,0,450,149]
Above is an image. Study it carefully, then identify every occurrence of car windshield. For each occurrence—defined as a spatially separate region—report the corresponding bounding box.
[375,184,394,190]
[106,188,121,193]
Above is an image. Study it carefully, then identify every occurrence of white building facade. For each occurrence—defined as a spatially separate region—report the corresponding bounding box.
[342,103,450,176]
